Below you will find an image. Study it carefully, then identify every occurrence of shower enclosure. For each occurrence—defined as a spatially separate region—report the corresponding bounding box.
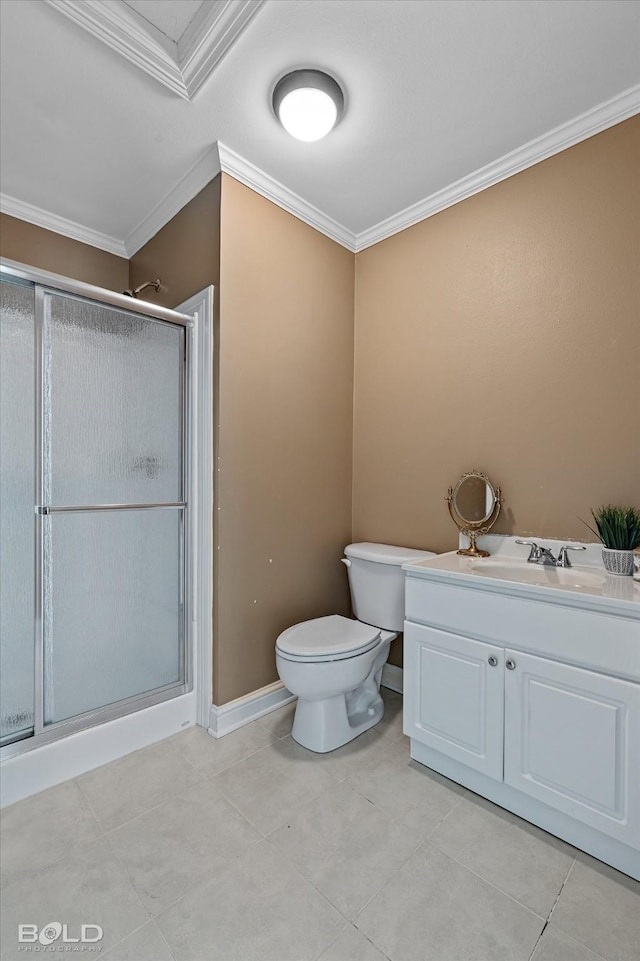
[0,264,193,755]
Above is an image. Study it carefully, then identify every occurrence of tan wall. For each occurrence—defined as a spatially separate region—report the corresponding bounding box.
[215,174,355,704]
[353,117,640,666]
[5,118,637,695]
[0,213,128,290]
[129,178,221,308]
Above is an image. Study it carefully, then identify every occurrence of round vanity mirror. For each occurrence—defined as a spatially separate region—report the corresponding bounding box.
[454,474,496,524]
[446,470,502,557]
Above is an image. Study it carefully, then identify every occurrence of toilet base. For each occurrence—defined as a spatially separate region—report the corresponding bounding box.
[291,691,385,753]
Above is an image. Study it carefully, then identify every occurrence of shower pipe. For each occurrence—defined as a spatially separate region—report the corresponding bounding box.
[123,279,161,298]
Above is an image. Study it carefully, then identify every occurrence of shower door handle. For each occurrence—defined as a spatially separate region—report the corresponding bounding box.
[36,502,186,514]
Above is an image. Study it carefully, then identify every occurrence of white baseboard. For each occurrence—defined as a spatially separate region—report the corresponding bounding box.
[208,669,403,740]
[208,681,295,738]
[381,663,403,694]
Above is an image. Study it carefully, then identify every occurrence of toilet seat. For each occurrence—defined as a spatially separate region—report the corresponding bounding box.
[276,614,381,663]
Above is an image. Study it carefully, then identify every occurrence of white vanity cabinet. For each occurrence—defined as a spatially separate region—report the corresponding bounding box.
[402,549,640,880]
[503,650,640,846]
[403,624,504,779]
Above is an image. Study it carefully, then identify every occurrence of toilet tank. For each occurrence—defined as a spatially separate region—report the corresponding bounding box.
[343,543,436,632]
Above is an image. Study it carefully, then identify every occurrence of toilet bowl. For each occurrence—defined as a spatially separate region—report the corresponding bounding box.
[276,615,396,753]
[275,543,435,753]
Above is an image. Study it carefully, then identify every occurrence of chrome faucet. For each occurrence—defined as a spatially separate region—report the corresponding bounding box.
[516,540,587,568]
[556,544,587,567]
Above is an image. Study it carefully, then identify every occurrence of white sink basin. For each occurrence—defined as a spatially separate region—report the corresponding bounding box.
[469,560,607,591]
[402,541,640,613]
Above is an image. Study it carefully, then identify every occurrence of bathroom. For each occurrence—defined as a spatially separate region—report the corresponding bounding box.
[1,1,639,960]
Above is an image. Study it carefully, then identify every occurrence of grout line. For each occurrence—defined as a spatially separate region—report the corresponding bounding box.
[100,918,156,960]
[314,920,349,961]
[260,774,424,925]
[422,791,466,841]
[91,779,200,836]
[152,918,178,961]
[258,834,354,928]
[527,918,549,961]
[101,830,157,922]
[71,776,106,840]
[540,857,613,961]
[547,855,576,923]
[144,837,264,922]
[310,921,350,961]
[526,855,577,961]
[0,779,110,894]
[351,836,431,924]
[73,775,112,834]
[419,838,548,923]
[212,782,271,837]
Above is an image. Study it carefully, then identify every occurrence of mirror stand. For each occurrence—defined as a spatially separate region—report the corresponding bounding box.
[446,470,503,558]
[454,527,491,558]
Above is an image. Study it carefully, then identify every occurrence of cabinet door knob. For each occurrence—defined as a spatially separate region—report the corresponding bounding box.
[506,658,516,670]
[488,655,498,667]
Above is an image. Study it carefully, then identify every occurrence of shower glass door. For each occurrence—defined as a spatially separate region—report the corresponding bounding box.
[0,273,190,747]
[0,281,36,743]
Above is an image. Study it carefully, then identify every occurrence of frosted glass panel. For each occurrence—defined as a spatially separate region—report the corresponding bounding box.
[44,296,183,506]
[43,509,182,724]
[0,281,35,742]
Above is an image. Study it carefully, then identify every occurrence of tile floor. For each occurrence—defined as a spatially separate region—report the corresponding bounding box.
[1,689,639,961]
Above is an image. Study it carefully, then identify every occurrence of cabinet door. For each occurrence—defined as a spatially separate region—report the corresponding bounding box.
[504,651,640,846]
[404,623,504,780]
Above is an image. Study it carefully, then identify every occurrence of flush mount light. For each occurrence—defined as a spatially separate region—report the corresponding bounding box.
[273,69,344,142]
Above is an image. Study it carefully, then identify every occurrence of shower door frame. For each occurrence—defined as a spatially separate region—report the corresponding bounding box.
[1,261,196,758]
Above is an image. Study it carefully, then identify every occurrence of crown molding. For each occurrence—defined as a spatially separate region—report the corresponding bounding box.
[217,143,358,250]
[354,84,640,252]
[46,0,188,99]
[4,86,637,262]
[180,1,265,99]
[125,146,222,256]
[46,0,264,102]
[0,194,128,258]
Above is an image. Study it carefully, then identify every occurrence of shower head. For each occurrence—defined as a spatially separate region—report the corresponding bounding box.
[122,279,161,298]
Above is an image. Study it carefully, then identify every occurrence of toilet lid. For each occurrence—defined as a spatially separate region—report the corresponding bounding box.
[276,615,381,661]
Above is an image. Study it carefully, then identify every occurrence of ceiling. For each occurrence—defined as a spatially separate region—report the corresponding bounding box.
[1,0,639,257]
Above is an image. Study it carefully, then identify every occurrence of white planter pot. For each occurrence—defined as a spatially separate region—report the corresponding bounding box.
[601,547,634,576]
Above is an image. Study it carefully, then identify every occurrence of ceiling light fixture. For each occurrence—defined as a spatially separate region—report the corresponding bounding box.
[272,69,344,142]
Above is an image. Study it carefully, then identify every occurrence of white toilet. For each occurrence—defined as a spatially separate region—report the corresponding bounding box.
[275,542,435,753]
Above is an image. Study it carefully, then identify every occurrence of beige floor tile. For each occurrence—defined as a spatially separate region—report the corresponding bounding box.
[77,739,201,831]
[0,838,149,960]
[550,853,640,961]
[346,741,465,839]
[530,925,607,961]
[102,921,174,960]
[256,700,297,739]
[309,726,398,781]
[107,780,260,914]
[156,839,345,961]
[169,722,277,778]
[5,718,635,961]
[0,779,100,890]
[268,782,421,919]
[212,735,339,835]
[428,792,576,917]
[318,924,388,961]
[355,841,544,961]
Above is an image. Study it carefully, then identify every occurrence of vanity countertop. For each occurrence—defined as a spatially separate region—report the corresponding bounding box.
[403,547,640,619]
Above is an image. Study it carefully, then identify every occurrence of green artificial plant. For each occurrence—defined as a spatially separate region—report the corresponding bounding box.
[583,505,640,551]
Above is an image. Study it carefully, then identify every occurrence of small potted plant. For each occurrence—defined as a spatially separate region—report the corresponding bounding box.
[583,505,640,575]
